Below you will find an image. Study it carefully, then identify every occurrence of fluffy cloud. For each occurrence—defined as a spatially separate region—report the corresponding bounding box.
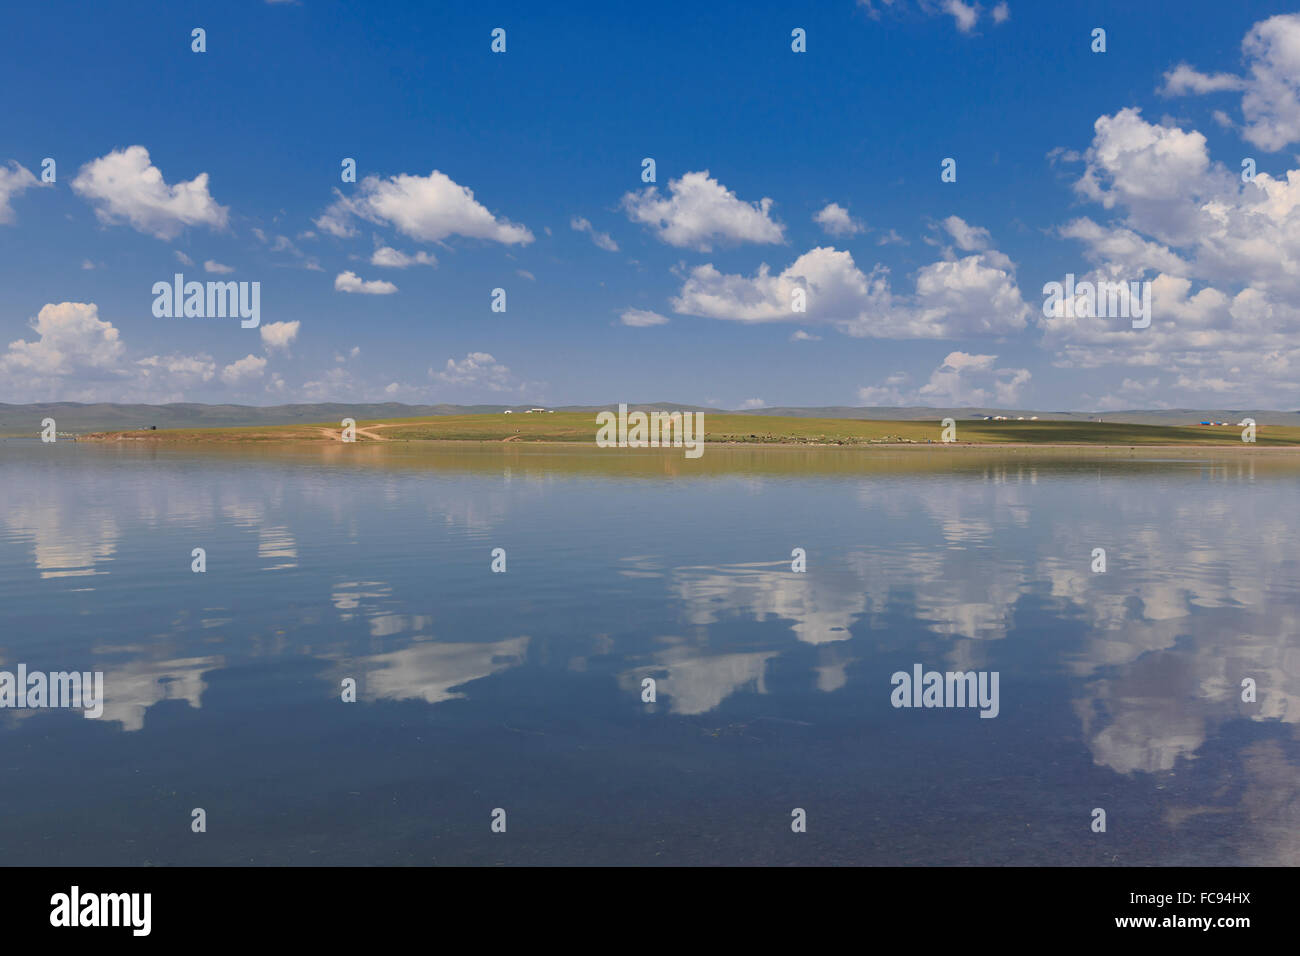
[204,260,234,274]
[135,354,217,388]
[1072,108,1228,246]
[0,161,39,224]
[220,354,267,385]
[315,170,532,245]
[70,146,229,240]
[813,203,865,237]
[921,353,1001,405]
[1159,64,1246,96]
[671,226,1030,339]
[1,302,124,377]
[432,352,518,392]
[942,0,978,33]
[1056,218,1190,276]
[1050,107,1300,401]
[301,367,358,402]
[622,171,785,251]
[259,320,300,352]
[941,215,992,252]
[570,216,619,252]
[857,353,1031,407]
[334,271,398,295]
[0,302,242,403]
[857,372,911,405]
[0,304,412,405]
[370,246,437,268]
[1073,113,1300,294]
[1160,14,1300,152]
[1238,15,1300,151]
[901,355,1027,406]
[1040,269,1300,390]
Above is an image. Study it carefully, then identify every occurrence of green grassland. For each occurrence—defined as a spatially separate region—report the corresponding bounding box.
[71,411,1300,446]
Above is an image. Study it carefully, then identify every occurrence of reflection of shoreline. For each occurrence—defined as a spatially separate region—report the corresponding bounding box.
[30,442,1300,485]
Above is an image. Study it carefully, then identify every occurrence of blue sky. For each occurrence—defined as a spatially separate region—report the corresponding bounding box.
[3,0,1299,410]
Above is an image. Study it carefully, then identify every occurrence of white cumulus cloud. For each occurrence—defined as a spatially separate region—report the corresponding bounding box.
[316,170,532,245]
[432,352,519,392]
[919,352,1031,406]
[1049,106,1300,402]
[814,203,865,237]
[259,320,300,352]
[220,354,268,385]
[1159,14,1300,152]
[857,355,1030,407]
[0,302,231,403]
[70,146,229,240]
[622,170,785,251]
[334,271,398,295]
[671,236,1030,339]
[1,302,124,377]
[942,0,978,33]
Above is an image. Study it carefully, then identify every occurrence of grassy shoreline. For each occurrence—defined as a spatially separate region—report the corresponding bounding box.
[54,411,1300,447]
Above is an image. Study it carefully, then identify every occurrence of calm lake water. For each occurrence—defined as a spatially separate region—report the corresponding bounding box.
[1,440,1297,865]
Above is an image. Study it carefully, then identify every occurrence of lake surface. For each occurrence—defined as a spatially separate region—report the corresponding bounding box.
[1,440,1297,865]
